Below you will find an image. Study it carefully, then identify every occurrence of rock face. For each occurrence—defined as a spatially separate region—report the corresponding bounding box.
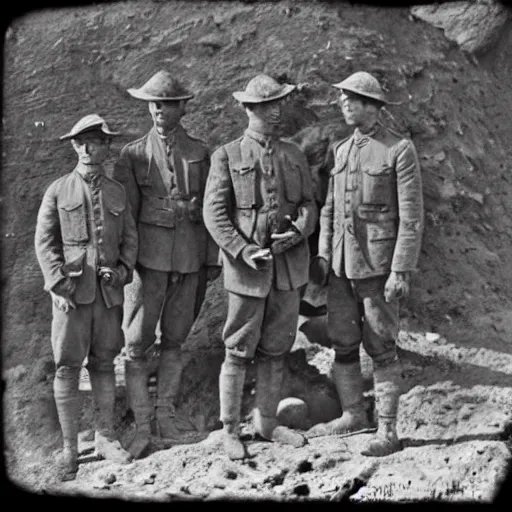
[411,1,510,55]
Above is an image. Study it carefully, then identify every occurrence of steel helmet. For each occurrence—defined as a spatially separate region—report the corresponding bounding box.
[127,70,194,102]
[233,74,296,104]
[332,71,387,104]
[59,113,120,141]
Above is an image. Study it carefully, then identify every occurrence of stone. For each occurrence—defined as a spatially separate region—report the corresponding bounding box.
[411,1,510,55]
[277,397,310,430]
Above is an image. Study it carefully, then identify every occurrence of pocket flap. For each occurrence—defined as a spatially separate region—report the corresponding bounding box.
[59,201,83,212]
[357,204,397,222]
[363,164,393,176]
[233,166,255,175]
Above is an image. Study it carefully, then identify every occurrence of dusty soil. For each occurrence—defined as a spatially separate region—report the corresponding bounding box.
[3,0,512,503]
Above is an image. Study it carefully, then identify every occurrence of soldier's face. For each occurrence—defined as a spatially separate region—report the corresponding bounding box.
[340,92,372,127]
[251,100,282,126]
[71,132,110,165]
[149,100,184,132]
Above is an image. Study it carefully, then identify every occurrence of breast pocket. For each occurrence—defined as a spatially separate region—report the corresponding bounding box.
[59,201,88,244]
[230,166,256,209]
[362,164,395,204]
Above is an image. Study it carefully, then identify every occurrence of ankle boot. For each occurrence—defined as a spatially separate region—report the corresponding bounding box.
[125,360,153,459]
[253,356,306,447]
[361,360,403,457]
[307,360,371,437]
[155,349,184,439]
[53,367,80,481]
[89,370,132,464]
[219,355,247,460]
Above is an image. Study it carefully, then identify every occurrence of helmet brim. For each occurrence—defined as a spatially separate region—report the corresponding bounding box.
[127,88,194,102]
[233,83,296,104]
[59,123,121,141]
[332,82,388,104]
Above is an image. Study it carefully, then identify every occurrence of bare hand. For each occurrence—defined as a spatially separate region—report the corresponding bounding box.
[384,271,411,302]
[270,230,296,241]
[50,291,76,313]
[242,245,273,270]
[309,256,330,287]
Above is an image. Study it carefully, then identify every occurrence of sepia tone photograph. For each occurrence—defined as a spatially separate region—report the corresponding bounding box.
[2,0,512,503]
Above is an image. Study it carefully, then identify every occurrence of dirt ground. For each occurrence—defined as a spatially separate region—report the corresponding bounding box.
[3,0,512,503]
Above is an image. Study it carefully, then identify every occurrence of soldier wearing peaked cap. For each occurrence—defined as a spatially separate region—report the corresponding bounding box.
[203,74,318,459]
[308,71,424,456]
[111,71,220,458]
[34,114,138,480]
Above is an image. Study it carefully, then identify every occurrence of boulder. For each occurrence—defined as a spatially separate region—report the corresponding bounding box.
[411,1,510,55]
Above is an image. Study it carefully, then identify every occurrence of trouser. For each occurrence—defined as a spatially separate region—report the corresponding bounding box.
[123,264,201,360]
[223,287,300,359]
[219,287,300,426]
[327,272,399,366]
[51,290,123,449]
[51,288,123,373]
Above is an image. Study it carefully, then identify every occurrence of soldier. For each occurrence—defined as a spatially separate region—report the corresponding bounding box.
[203,74,318,460]
[34,114,138,481]
[112,71,220,459]
[309,72,424,456]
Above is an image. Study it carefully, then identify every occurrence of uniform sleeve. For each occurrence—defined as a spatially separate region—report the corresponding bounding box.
[112,146,140,221]
[391,139,424,272]
[201,150,221,266]
[34,183,66,292]
[317,172,334,264]
[291,150,318,238]
[118,199,139,283]
[203,147,248,260]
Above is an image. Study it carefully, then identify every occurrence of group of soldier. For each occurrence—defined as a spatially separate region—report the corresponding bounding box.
[34,68,424,482]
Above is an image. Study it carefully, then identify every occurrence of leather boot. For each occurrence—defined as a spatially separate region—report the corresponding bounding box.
[254,356,306,447]
[219,355,247,460]
[361,359,403,457]
[307,360,371,437]
[53,367,80,481]
[89,370,132,464]
[125,360,153,459]
[155,349,184,440]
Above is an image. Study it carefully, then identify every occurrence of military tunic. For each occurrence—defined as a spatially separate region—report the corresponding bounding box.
[112,125,218,359]
[204,129,317,358]
[35,169,138,372]
[318,123,424,364]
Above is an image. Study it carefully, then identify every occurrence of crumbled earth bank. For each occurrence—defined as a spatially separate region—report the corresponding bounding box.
[3,0,512,503]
